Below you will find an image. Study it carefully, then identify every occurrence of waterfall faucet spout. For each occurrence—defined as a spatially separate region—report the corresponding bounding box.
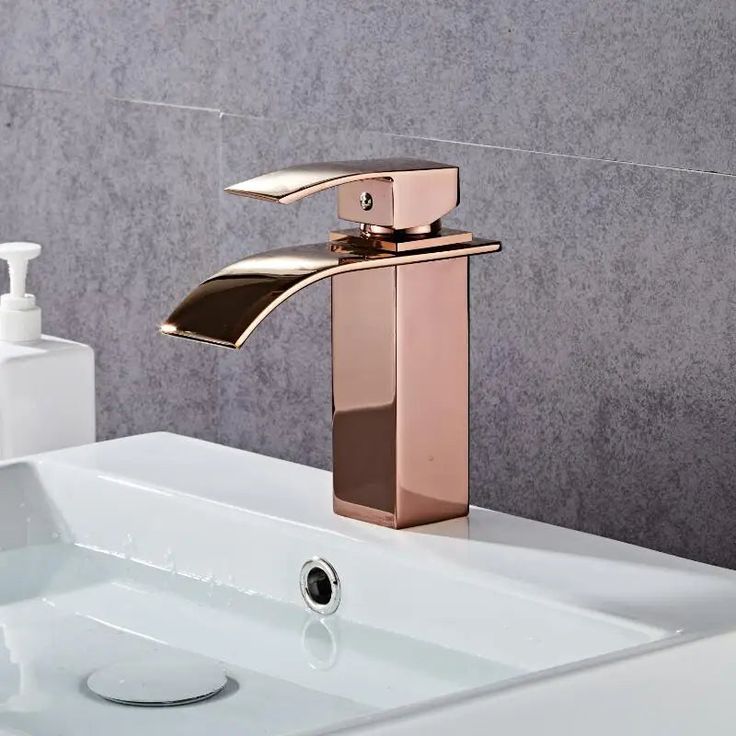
[162,158,501,529]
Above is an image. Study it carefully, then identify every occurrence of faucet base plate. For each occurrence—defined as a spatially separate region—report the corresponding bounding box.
[333,496,469,529]
[330,227,473,253]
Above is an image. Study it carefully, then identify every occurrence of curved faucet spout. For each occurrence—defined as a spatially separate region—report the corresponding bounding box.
[161,233,500,349]
[162,156,504,529]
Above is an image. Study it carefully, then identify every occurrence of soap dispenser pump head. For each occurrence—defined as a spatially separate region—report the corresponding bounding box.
[0,242,42,343]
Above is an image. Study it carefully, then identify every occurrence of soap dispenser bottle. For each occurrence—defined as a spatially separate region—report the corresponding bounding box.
[0,242,95,459]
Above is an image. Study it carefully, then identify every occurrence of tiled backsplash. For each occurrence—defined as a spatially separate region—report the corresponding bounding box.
[1,1,734,566]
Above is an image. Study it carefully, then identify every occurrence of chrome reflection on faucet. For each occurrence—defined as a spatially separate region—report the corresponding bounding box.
[161,159,501,529]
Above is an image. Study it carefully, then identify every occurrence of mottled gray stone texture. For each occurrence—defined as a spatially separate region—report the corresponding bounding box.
[0,0,221,108]
[217,0,736,174]
[1,3,735,567]
[0,86,222,441]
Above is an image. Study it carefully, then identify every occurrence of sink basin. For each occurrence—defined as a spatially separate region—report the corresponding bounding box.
[1,433,735,735]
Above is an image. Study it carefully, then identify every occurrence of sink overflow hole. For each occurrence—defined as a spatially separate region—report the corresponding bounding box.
[307,568,332,605]
[300,558,341,615]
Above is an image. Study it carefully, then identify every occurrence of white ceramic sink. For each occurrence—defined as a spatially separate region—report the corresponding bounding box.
[1,433,736,736]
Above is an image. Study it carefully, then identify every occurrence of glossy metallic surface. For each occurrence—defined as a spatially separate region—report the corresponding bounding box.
[360,221,440,237]
[162,158,502,529]
[162,236,499,349]
[226,158,459,231]
[333,226,471,252]
[86,655,227,707]
[300,558,341,616]
[332,259,470,528]
[225,158,453,203]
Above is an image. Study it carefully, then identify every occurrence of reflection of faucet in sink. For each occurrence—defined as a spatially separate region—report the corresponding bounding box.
[162,159,501,529]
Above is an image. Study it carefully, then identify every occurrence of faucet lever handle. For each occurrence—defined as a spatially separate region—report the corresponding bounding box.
[225,158,459,232]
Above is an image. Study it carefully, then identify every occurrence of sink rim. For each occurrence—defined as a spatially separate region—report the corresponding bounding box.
[2,431,736,735]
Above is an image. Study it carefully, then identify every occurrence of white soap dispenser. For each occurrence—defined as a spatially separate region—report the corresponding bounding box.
[0,242,95,459]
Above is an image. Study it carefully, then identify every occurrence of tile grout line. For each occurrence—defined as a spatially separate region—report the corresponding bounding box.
[0,82,221,114]
[388,131,736,180]
[216,108,736,181]
[1,81,80,97]
[2,82,734,180]
[107,95,220,114]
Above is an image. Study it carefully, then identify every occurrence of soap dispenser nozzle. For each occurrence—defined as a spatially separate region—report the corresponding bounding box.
[0,242,42,343]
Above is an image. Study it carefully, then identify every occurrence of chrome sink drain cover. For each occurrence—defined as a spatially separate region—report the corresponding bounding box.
[87,653,227,707]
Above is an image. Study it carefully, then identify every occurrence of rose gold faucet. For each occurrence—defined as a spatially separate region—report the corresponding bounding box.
[161,159,501,528]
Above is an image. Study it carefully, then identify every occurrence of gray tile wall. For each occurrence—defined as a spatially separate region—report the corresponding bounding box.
[1,1,734,566]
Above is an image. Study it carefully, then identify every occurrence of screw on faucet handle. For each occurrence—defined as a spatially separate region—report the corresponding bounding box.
[224,158,460,232]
